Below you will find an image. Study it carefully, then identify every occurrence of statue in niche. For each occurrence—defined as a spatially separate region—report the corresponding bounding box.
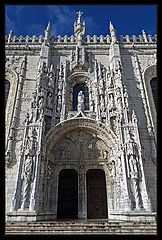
[77,91,84,111]
[48,73,54,88]
[99,81,104,95]
[37,97,44,118]
[126,131,143,210]
[117,97,122,113]
[31,91,37,109]
[21,129,37,210]
[57,95,62,112]
[47,92,53,109]
[38,87,44,98]
[102,149,108,159]
[108,160,116,178]
[111,117,118,134]
[109,94,114,110]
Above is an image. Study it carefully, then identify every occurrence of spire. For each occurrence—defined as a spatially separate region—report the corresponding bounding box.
[74,11,85,46]
[8,30,13,43]
[109,21,117,44]
[142,29,148,42]
[109,21,114,31]
[44,21,51,45]
[47,21,51,32]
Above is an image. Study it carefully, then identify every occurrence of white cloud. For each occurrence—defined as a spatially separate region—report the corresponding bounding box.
[84,16,97,35]
[45,6,96,36]
[28,23,44,36]
[46,6,75,36]
[5,13,15,34]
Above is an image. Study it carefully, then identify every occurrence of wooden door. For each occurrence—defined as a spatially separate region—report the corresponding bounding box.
[87,169,108,219]
[57,169,78,219]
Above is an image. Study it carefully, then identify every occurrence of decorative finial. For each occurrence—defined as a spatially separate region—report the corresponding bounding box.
[44,21,51,45]
[8,30,13,43]
[74,11,85,46]
[47,21,51,31]
[76,11,83,24]
[142,30,148,42]
[142,30,146,35]
[109,21,117,44]
[109,21,114,30]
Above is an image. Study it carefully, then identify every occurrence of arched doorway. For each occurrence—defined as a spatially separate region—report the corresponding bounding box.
[86,169,108,219]
[57,169,78,219]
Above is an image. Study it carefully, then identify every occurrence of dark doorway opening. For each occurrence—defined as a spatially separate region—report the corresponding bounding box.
[87,169,108,219]
[57,169,78,219]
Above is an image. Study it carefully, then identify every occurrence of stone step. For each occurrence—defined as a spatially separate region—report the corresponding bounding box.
[6,221,157,235]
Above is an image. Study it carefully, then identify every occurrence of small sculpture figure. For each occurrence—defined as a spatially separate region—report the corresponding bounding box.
[47,92,53,109]
[57,95,62,112]
[102,149,108,159]
[21,130,37,210]
[77,91,84,111]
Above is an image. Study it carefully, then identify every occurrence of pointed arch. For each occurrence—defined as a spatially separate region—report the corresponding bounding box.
[5,68,19,140]
[144,65,157,135]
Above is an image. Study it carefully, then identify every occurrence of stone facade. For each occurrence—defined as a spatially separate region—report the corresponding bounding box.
[5,11,157,226]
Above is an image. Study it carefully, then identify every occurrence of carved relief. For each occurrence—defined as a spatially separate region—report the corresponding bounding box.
[20,128,37,210]
[49,129,111,163]
[125,129,143,209]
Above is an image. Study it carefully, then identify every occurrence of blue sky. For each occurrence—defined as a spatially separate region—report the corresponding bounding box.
[5,5,157,37]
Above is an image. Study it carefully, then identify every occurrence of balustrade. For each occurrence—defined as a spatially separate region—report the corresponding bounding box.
[5,33,157,44]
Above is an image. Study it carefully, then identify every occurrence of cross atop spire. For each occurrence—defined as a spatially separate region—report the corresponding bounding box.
[74,11,85,45]
[76,11,83,24]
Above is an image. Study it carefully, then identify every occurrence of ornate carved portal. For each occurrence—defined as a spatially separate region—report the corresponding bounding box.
[44,124,116,219]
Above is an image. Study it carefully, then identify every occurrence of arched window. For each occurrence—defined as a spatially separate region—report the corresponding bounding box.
[5,80,10,105]
[150,77,157,110]
[73,83,89,111]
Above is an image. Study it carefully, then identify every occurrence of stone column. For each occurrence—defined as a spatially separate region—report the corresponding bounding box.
[78,170,87,219]
[50,173,58,219]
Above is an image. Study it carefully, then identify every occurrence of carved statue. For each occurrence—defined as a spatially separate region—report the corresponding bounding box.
[126,130,143,209]
[77,91,84,111]
[57,95,62,112]
[31,91,37,109]
[111,117,118,134]
[37,97,44,118]
[102,149,108,159]
[109,94,114,109]
[108,160,116,178]
[47,92,53,109]
[21,129,37,210]
[48,73,54,88]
